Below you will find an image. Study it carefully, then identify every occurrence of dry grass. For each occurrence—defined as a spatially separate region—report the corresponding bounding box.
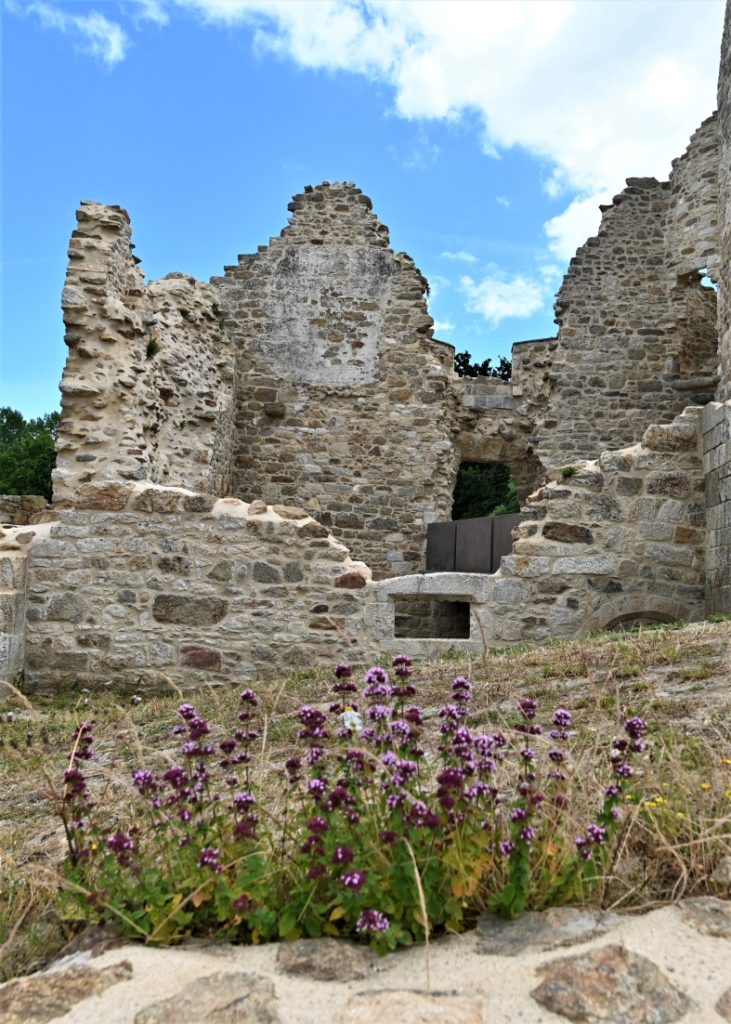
[1,618,730,980]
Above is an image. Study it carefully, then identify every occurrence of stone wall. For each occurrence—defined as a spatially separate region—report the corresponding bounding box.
[702,401,731,615]
[0,545,28,677]
[456,373,543,501]
[504,406,707,642]
[54,204,235,506]
[371,407,706,655]
[719,3,731,399]
[533,116,721,470]
[0,495,51,526]
[213,182,461,579]
[22,482,372,692]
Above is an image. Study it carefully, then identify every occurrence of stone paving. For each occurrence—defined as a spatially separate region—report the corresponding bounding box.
[2,900,729,1024]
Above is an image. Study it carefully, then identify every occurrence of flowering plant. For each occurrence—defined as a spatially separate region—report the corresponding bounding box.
[57,659,648,951]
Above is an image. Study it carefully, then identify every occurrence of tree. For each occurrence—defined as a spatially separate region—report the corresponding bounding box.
[454,351,512,380]
[0,407,59,501]
[452,462,519,520]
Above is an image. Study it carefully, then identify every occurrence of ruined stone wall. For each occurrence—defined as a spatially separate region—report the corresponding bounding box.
[533,116,721,471]
[455,374,542,501]
[0,543,28,677]
[55,204,235,506]
[372,407,706,655]
[719,3,731,399]
[0,495,51,526]
[21,482,372,692]
[502,406,706,642]
[213,183,460,579]
[702,401,731,615]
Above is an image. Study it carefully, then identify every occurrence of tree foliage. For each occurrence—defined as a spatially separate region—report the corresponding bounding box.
[454,351,512,380]
[0,407,59,501]
[452,462,519,520]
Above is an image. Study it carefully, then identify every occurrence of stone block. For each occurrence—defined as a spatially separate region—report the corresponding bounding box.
[181,645,223,670]
[152,595,228,625]
[543,522,593,544]
[47,593,88,623]
[74,483,133,510]
[552,555,616,574]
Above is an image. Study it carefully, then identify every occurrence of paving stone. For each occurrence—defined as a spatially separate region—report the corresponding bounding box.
[717,987,731,1021]
[531,944,693,1022]
[276,938,375,981]
[133,971,280,1024]
[339,989,484,1024]
[476,907,621,956]
[680,896,731,937]
[0,960,132,1024]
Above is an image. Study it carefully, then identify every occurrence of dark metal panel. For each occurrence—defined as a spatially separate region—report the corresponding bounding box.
[426,521,456,572]
[491,513,520,572]
[455,517,493,574]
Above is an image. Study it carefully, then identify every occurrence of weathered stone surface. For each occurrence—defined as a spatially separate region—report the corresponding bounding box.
[643,421,699,452]
[476,907,620,956]
[152,595,228,625]
[0,495,50,526]
[73,483,133,510]
[340,990,484,1024]
[252,562,282,584]
[531,945,692,1023]
[0,961,132,1024]
[276,938,374,981]
[717,987,731,1022]
[133,971,279,1024]
[335,571,368,589]
[543,522,593,544]
[47,592,88,623]
[680,896,731,937]
[181,645,223,670]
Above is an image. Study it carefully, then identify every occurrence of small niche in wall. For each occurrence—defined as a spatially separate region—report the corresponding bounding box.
[394,598,470,639]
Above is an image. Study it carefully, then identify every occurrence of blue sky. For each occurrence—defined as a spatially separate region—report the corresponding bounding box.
[1,0,725,418]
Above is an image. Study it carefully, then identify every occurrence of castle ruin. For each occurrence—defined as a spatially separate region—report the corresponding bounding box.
[1,6,730,690]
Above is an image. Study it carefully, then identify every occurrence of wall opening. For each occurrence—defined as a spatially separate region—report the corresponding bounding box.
[394,598,470,639]
[670,269,719,400]
[603,611,677,632]
[452,461,518,521]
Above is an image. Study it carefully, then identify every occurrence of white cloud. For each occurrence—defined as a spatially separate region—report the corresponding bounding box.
[23,2,128,65]
[131,0,170,26]
[544,192,611,261]
[172,0,723,259]
[433,318,455,334]
[441,250,477,264]
[496,195,510,209]
[461,273,545,326]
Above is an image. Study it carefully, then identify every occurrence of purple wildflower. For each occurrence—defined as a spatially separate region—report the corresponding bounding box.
[519,698,538,720]
[198,847,223,873]
[341,870,367,891]
[498,839,516,856]
[624,716,648,740]
[368,704,391,722]
[332,845,354,864]
[232,791,256,812]
[307,816,330,834]
[356,909,390,933]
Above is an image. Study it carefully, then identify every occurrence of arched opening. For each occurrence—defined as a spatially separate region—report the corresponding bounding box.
[603,611,677,632]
